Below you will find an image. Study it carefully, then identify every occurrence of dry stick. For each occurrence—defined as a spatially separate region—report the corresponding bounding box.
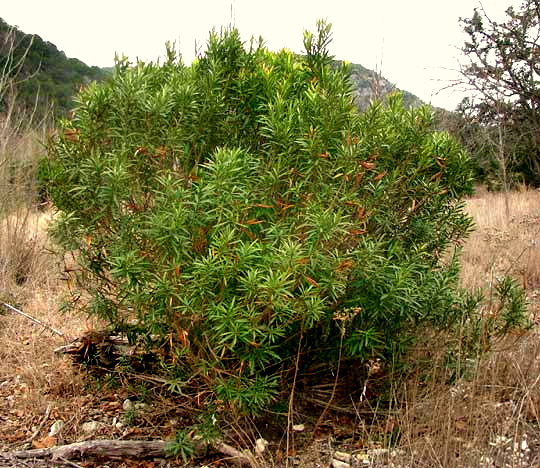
[214,441,258,467]
[1,302,67,340]
[286,324,303,468]
[57,457,84,468]
[311,328,345,438]
[21,403,52,445]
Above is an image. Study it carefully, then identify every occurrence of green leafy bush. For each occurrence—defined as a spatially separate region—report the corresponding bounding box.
[45,22,488,416]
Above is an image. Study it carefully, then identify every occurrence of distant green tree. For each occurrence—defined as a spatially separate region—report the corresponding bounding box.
[457,0,540,186]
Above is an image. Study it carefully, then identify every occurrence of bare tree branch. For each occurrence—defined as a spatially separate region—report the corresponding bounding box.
[1,302,67,339]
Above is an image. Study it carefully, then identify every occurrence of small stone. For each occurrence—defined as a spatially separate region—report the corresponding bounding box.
[134,402,148,412]
[521,437,528,451]
[369,448,390,457]
[122,399,134,411]
[49,420,64,437]
[292,424,305,432]
[81,421,100,434]
[331,459,350,468]
[255,438,268,456]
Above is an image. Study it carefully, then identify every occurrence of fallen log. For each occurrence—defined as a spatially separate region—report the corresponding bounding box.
[1,439,257,466]
[1,439,165,461]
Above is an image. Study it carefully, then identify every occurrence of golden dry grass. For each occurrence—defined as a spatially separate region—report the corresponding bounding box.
[0,188,539,467]
[0,209,105,452]
[387,188,540,467]
[461,188,540,322]
[390,329,540,466]
[0,125,110,454]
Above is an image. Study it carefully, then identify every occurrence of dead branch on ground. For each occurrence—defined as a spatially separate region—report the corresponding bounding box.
[0,438,257,466]
[1,302,67,339]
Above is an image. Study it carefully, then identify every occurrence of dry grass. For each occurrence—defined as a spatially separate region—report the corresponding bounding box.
[0,206,110,455]
[1,175,540,466]
[389,331,540,467]
[0,209,52,302]
[385,188,540,467]
[0,114,105,455]
[461,187,540,321]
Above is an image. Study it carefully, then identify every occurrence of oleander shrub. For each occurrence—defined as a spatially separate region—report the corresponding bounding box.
[43,22,525,419]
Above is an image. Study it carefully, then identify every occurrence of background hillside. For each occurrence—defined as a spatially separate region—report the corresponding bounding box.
[0,18,108,117]
[345,61,423,109]
[0,18,421,118]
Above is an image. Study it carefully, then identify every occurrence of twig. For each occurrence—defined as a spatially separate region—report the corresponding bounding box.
[21,403,52,445]
[286,322,304,468]
[215,441,258,467]
[1,302,67,340]
[312,328,344,438]
[6,459,33,468]
[57,457,84,468]
[125,371,169,385]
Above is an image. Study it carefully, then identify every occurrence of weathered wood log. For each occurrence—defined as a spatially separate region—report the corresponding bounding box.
[2,439,166,461]
[1,439,257,466]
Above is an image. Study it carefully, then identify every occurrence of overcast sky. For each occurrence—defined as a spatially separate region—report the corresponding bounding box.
[2,0,523,110]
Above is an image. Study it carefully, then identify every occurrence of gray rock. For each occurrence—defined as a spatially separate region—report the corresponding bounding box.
[49,420,64,437]
[122,398,134,411]
[81,421,101,434]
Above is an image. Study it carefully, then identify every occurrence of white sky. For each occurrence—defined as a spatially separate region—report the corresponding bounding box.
[1,0,522,110]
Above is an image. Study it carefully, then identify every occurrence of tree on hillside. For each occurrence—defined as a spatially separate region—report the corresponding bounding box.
[42,22,528,452]
[0,17,107,117]
[456,0,540,186]
[0,20,46,208]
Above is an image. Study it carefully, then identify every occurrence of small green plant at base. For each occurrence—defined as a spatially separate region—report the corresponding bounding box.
[165,429,196,462]
[166,377,185,396]
[195,412,222,446]
[123,406,137,426]
[493,276,529,333]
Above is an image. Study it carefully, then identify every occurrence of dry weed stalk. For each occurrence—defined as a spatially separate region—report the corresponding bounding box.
[461,189,540,304]
[392,329,540,466]
[383,190,540,466]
